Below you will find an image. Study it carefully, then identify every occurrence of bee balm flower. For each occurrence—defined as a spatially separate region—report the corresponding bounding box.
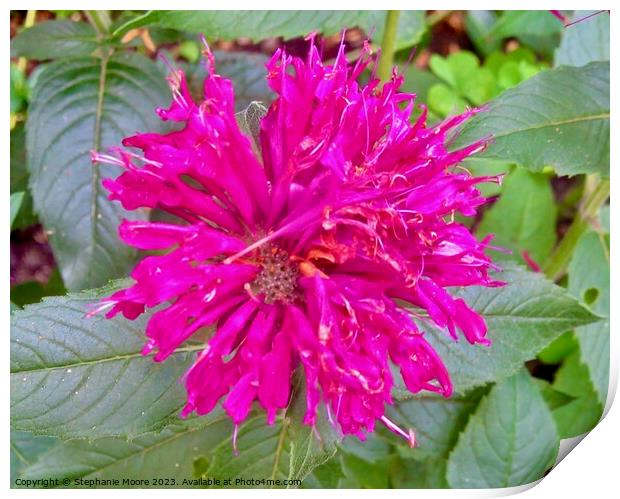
[91,38,500,446]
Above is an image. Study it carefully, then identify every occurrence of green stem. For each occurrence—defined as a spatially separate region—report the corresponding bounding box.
[377,10,401,82]
[543,176,610,281]
[85,10,111,34]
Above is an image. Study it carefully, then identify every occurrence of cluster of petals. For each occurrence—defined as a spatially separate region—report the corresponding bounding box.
[91,36,501,444]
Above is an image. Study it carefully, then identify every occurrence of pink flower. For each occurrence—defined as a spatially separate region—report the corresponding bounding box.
[90,37,501,447]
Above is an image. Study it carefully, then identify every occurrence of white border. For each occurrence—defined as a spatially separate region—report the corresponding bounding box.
[3,1,616,496]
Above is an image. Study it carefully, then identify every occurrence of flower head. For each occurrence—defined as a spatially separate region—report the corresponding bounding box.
[91,37,501,446]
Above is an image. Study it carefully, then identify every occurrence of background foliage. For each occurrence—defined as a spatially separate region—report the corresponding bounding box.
[10,9,610,489]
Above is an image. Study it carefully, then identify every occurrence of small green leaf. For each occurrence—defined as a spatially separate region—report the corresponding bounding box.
[555,11,610,67]
[415,264,598,395]
[447,369,559,488]
[477,167,557,265]
[453,62,610,177]
[10,20,99,60]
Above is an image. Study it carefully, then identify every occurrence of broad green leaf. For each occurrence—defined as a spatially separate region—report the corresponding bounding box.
[555,11,610,67]
[11,430,59,485]
[447,369,559,488]
[453,62,610,178]
[18,415,230,487]
[11,192,25,228]
[551,351,603,438]
[415,265,598,395]
[10,20,99,60]
[386,391,483,460]
[133,10,372,41]
[568,231,610,404]
[10,286,198,439]
[27,53,170,291]
[477,167,557,265]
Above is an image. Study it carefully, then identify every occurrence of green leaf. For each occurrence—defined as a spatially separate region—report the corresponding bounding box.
[205,400,338,488]
[414,264,598,395]
[27,52,170,291]
[11,64,28,114]
[568,231,610,404]
[10,285,198,439]
[387,391,483,460]
[465,11,501,57]
[428,83,467,117]
[11,192,25,228]
[18,415,230,487]
[538,331,578,365]
[300,457,345,488]
[551,351,603,438]
[399,66,441,106]
[454,62,610,177]
[10,21,99,60]
[138,10,372,41]
[236,101,268,155]
[339,452,392,488]
[555,11,610,67]
[368,10,427,51]
[491,11,562,39]
[534,379,576,411]
[477,167,557,265]
[447,369,559,488]
[390,456,449,488]
[11,430,59,484]
[11,124,28,193]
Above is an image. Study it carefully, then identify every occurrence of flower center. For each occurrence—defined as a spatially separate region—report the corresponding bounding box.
[250,245,299,304]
